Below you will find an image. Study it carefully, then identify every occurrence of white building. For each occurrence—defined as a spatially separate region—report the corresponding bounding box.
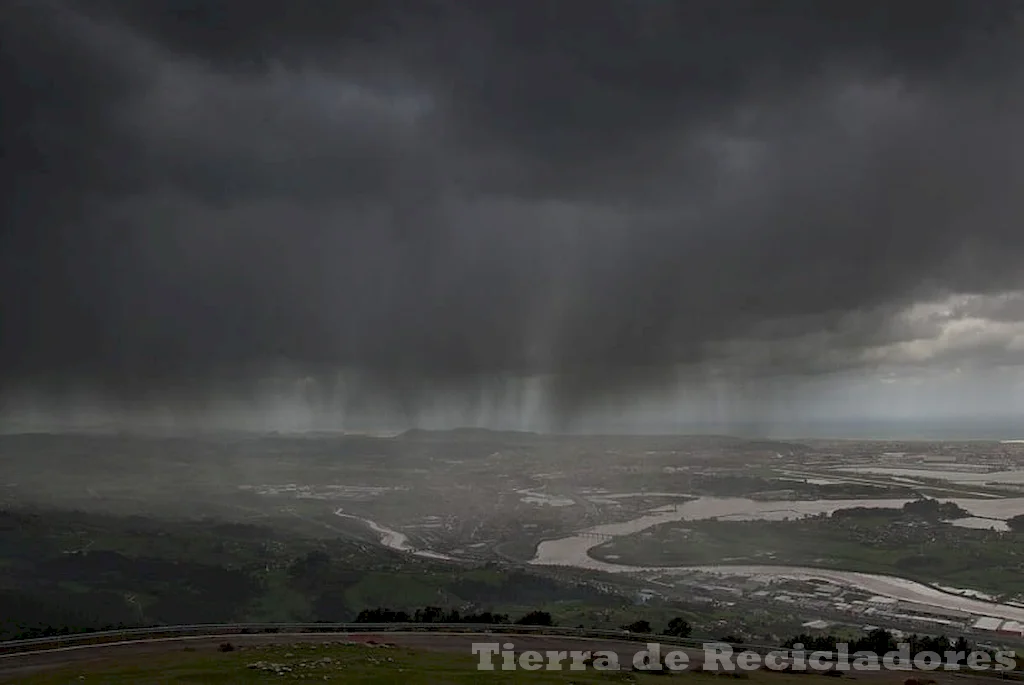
[802,620,832,630]
[973,617,1003,632]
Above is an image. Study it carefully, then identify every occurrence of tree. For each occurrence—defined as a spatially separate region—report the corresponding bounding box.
[664,617,692,638]
[950,636,971,664]
[902,498,968,521]
[354,608,410,623]
[1008,514,1024,533]
[463,611,510,624]
[856,628,896,655]
[622,619,651,633]
[414,606,445,623]
[515,610,554,626]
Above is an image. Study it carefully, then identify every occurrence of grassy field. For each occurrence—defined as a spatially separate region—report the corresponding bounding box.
[5,642,897,684]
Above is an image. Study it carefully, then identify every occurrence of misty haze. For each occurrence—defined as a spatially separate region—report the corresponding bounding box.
[3,1,1024,682]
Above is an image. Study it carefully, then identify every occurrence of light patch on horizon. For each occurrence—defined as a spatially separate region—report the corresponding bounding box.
[861,291,1024,369]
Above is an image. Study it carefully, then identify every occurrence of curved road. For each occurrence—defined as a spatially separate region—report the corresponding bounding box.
[0,631,977,683]
[0,632,694,681]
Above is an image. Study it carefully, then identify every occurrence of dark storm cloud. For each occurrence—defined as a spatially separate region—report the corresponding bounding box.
[3,0,1024,417]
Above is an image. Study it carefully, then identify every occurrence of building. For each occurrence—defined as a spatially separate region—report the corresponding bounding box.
[802,620,832,631]
[921,455,957,463]
[896,601,971,622]
[972,617,1004,632]
[998,620,1024,637]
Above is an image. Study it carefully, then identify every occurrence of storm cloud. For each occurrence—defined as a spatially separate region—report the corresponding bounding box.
[3,0,1024,424]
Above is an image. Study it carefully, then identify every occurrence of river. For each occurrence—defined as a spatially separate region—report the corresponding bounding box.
[529,494,1024,621]
[333,508,455,560]
[335,494,1024,621]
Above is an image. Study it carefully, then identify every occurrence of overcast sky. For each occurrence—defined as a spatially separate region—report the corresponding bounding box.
[3,1,1024,431]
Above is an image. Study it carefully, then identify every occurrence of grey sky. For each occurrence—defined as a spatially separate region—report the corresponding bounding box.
[2,1,1024,428]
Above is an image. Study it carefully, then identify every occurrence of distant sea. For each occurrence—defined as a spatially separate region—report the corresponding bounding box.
[570,417,1024,441]
[1,416,1021,442]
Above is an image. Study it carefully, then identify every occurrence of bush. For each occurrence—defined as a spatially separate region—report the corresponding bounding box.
[664,617,692,638]
[621,620,652,633]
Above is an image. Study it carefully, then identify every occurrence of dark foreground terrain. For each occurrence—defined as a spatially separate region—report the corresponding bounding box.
[0,632,975,684]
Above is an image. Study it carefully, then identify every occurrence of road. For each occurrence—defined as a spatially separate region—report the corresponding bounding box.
[0,631,982,682]
[0,632,695,681]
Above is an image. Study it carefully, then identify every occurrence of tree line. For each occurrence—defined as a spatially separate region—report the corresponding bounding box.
[7,623,131,641]
[353,607,544,625]
[354,607,693,638]
[783,628,975,660]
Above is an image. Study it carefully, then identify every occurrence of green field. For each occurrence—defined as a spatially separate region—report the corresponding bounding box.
[4,642,879,684]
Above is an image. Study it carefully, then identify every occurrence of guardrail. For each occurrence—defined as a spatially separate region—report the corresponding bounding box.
[2,622,1020,676]
[0,622,778,656]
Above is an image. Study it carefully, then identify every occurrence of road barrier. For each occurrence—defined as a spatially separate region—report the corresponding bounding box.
[2,622,1021,677]
[0,622,778,656]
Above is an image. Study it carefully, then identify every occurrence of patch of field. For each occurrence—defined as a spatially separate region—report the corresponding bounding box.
[343,572,440,609]
[589,512,1024,597]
